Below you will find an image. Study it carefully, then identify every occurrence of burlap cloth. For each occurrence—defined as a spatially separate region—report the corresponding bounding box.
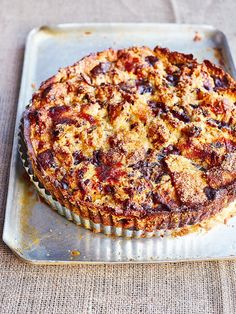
[1,0,236,313]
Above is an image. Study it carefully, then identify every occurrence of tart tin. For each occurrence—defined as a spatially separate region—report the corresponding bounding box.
[3,23,236,264]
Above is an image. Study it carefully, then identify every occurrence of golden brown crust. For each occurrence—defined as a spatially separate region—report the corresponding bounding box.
[23,46,236,231]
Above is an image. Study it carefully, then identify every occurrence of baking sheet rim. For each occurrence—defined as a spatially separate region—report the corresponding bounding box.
[3,22,236,264]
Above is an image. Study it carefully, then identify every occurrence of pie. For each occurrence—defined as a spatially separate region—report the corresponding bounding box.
[22,46,236,236]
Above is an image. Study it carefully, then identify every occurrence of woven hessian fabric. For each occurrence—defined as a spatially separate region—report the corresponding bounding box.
[1,0,236,313]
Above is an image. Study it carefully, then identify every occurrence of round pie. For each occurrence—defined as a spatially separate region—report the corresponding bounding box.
[22,46,236,236]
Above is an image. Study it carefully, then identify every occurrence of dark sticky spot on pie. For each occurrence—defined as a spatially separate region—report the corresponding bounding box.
[61,181,68,190]
[145,55,159,66]
[156,203,172,212]
[41,85,52,99]
[148,101,168,115]
[204,187,217,200]
[73,151,87,165]
[171,107,191,123]
[77,168,85,179]
[104,185,115,194]
[136,80,153,94]
[151,192,160,205]
[37,149,55,170]
[213,76,228,89]
[123,187,134,198]
[157,145,180,162]
[212,141,224,149]
[203,81,211,91]
[119,82,134,93]
[163,145,180,155]
[207,118,231,130]
[166,74,179,86]
[54,117,77,126]
[85,195,92,202]
[130,122,138,130]
[52,129,60,138]
[90,62,111,76]
[131,161,158,179]
[92,150,103,166]
[124,62,134,72]
[79,112,96,124]
[49,105,69,120]
[141,203,152,211]
[190,104,199,109]
[107,102,124,122]
[84,179,90,185]
[146,148,152,155]
[184,125,202,137]
[96,163,125,183]
[28,110,39,124]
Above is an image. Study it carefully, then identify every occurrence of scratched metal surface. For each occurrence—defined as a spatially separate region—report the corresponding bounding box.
[3,23,236,264]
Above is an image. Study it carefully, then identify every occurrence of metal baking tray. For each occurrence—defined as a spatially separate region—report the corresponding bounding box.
[3,23,236,264]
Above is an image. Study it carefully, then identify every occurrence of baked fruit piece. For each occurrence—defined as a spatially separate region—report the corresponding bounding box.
[22,46,236,236]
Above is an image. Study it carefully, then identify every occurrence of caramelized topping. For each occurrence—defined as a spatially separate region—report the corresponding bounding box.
[25,46,236,220]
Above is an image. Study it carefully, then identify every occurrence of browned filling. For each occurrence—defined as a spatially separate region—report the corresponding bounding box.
[23,46,236,226]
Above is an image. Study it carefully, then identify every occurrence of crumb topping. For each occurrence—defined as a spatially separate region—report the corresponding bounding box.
[24,46,236,218]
